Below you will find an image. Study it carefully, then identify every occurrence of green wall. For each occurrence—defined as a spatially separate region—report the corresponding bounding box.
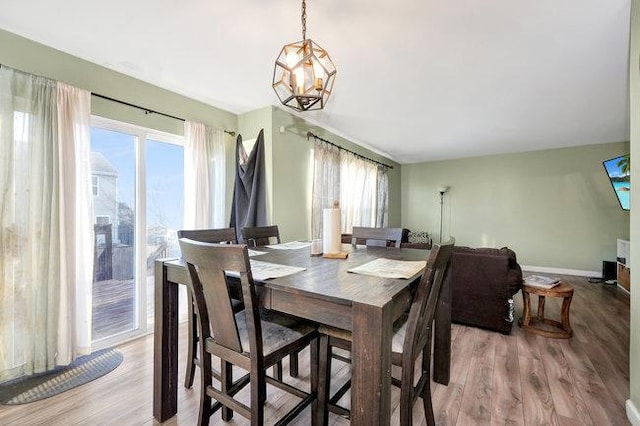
[628,0,639,422]
[237,106,402,243]
[402,142,630,273]
[271,107,313,242]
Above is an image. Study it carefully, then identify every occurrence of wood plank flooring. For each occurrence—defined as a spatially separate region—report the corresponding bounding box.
[92,278,136,340]
[0,274,630,425]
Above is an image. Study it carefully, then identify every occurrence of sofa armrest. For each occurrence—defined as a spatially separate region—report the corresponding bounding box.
[450,252,513,333]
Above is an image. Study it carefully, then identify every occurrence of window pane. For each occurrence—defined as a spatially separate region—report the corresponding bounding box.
[145,139,184,326]
[90,128,137,341]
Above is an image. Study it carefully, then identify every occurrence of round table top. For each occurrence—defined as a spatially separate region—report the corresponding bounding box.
[522,282,574,297]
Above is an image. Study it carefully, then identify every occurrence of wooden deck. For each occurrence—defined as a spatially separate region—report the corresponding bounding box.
[92,278,136,341]
[1,273,630,425]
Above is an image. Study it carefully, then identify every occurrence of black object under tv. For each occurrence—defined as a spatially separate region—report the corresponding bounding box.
[602,154,630,211]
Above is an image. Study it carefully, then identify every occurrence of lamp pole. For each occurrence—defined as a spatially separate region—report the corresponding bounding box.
[437,186,449,243]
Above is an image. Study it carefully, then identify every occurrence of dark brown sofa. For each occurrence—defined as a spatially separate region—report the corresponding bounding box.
[446,246,523,334]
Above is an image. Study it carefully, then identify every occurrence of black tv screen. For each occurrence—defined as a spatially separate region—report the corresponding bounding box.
[603,154,630,211]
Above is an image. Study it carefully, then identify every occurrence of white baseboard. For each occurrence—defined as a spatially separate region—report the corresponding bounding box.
[627,399,640,425]
[521,265,630,292]
[521,265,600,278]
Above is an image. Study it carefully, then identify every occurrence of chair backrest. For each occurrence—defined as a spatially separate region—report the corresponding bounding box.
[177,227,237,244]
[351,226,404,248]
[401,238,455,362]
[241,225,281,247]
[178,239,262,358]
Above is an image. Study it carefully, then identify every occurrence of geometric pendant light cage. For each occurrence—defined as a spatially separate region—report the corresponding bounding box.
[272,0,336,111]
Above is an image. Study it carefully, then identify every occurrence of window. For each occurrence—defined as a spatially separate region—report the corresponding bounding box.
[90,116,184,347]
[311,138,389,238]
[95,215,110,225]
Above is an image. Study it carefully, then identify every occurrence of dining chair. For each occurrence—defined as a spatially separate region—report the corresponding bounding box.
[351,226,405,247]
[179,239,319,425]
[317,239,455,425]
[241,225,281,247]
[240,224,300,378]
[177,227,239,389]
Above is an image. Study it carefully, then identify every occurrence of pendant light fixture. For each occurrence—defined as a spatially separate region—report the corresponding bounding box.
[272,0,336,112]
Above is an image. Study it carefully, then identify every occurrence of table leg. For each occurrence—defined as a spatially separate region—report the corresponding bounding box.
[537,295,546,321]
[521,291,531,326]
[561,294,573,333]
[153,261,179,422]
[433,272,451,385]
[351,302,392,425]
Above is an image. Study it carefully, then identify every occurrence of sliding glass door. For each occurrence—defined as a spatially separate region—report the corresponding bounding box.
[90,127,136,341]
[144,139,184,327]
[90,117,184,347]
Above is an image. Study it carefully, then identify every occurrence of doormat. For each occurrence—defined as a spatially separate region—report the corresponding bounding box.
[0,348,123,405]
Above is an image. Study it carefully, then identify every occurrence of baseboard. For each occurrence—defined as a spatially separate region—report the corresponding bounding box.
[618,284,631,294]
[521,265,600,278]
[627,399,640,425]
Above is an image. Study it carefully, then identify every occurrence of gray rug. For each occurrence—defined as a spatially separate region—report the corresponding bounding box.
[0,348,123,405]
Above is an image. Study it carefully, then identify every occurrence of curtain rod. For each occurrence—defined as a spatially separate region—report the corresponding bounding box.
[306,131,393,169]
[0,64,236,137]
[92,93,236,136]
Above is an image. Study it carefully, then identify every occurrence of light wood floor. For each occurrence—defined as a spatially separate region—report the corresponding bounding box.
[0,274,630,425]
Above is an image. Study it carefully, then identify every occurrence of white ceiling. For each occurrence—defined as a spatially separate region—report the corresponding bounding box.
[0,0,631,164]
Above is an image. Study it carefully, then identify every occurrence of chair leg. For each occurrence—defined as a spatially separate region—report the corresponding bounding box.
[399,352,416,426]
[273,360,283,381]
[421,351,435,426]
[290,351,299,377]
[198,348,213,426]
[221,360,234,421]
[399,384,413,426]
[250,369,265,426]
[316,334,331,426]
[184,295,197,389]
[310,338,320,422]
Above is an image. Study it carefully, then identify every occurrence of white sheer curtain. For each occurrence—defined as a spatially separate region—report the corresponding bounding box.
[340,151,380,231]
[183,121,226,229]
[311,139,340,239]
[311,135,390,236]
[56,82,93,364]
[375,166,389,228]
[0,67,93,382]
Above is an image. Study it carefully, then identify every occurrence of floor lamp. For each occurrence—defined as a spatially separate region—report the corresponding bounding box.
[438,186,449,243]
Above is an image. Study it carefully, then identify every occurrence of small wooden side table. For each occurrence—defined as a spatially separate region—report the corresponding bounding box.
[519,282,574,338]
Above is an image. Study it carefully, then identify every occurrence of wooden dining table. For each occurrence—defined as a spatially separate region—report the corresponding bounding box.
[153,243,451,425]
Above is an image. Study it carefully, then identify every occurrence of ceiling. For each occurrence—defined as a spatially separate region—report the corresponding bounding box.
[0,0,631,164]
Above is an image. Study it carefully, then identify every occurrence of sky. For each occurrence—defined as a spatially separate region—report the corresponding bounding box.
[91,127,184,230]
[603,154,629,178]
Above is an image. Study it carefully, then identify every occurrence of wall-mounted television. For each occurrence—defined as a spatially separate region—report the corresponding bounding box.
[603,154,630,211]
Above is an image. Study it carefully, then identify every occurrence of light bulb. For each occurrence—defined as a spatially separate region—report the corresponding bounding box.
[286,51,299,69]
[312,58,324,91]
[294,67,305,94]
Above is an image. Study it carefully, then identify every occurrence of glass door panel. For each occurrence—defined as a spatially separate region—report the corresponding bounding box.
[145,139,184,327]
[90,128,137,342]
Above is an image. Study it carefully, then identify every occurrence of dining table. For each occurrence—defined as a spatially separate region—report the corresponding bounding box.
[153,243,451,425]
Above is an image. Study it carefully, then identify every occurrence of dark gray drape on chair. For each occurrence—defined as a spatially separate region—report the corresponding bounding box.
[229,129,267,242]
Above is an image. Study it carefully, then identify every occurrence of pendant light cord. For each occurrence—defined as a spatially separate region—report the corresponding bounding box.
[301,0,307,40]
